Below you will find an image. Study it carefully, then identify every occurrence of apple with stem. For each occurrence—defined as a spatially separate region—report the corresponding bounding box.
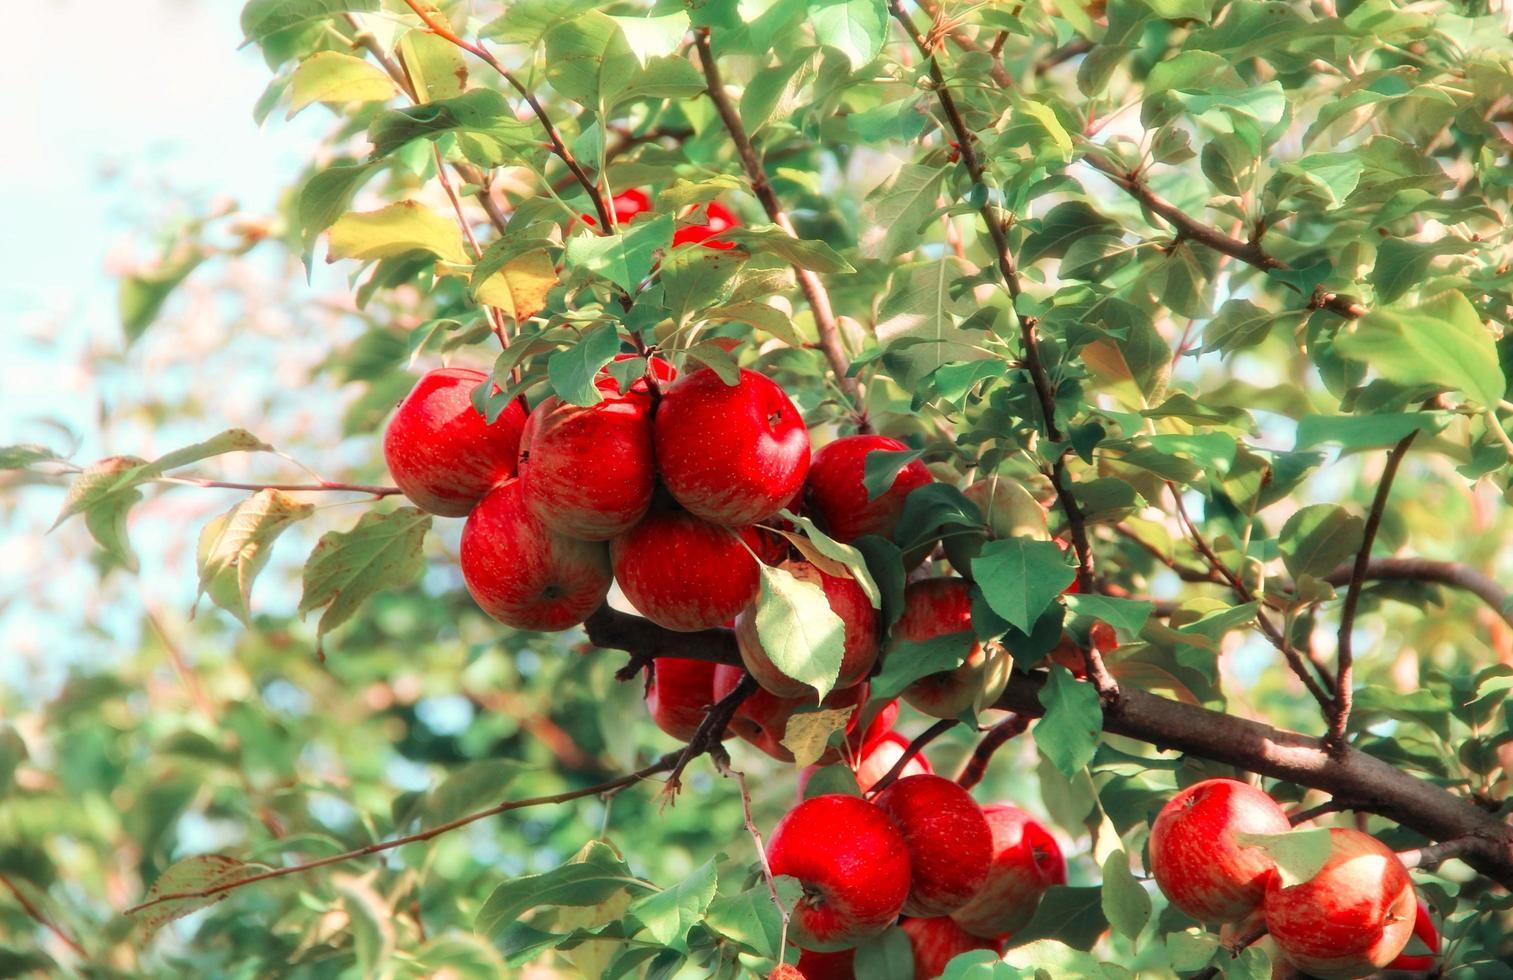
[804,435,934,544]
[873,774,993,917]
[735,558,879,698]
[891,578,1010,719]
[767,794,912,952]
[643,657,717,741]
[1264,827,1416,978]
[1148,778,1291,923]
[611,509,764,631]
[653,367,811,526]
[950,804,1066,938]
[382,367,526,517]
[459,478,612,631]
[1386,899,1439,971]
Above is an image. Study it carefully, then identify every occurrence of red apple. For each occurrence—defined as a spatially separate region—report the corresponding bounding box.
[735,559,879,698]
[611,510,763,631]
[644,657,717,741]
[1149,778,1291,923]
[793,947,855,979]
[899,916,1006,979]
[858,699,902,751]
[382,367,526,517]
[460,479,612,631]
[653,367,811,526]
[854,731,934,793]
[768,965,806,980]
[767,794,912,952]
[1386,899,1438,970]
[1264,828,1416,978]
[805,435,934,543]
[874,774,993,917]
[672,200,739,249]
[518,381,657,540]
[580,188,652,228]
[950,804,1066,938]
[891,578,1010,719]
[713,665,867,763]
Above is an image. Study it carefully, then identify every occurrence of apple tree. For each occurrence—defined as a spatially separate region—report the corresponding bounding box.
[5,0,1513,976]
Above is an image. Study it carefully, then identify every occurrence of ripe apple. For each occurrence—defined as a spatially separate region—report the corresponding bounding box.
[653,367,811,526]
[899,916,1007,979]
[735,559,879,698]
[1264,828,1416,978]
[611,510,763,631]
[792,947,855,979]
[804,435,934,543]
[944,477,1050,579]
[579,188,652,228]
[891,578,1010,719]
[1386,899,1438,970]
[517,381,657,540]
[1149,778,1291,923]
[766,794,912,951]
[672,200,739,249]
[382,367,526,517]
[460,479,612,631]
[643,657,717,741]
[712,665,867,763]
[857,699,902,751]
[873,774,993,917]
[949,804,1066,938]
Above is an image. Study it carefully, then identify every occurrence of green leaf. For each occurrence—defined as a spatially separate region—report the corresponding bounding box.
[297,507,432,655]
[627,859,718,951]
[809,0,888,68]
[1334,290,1504,408]
[973,538,1077,634]
[0,444,64,470]
[859,164,947,260]
[296,161,378,253]
[876,257,986,387]
[801,764,862,799]
[0,726,27,798]
[195,489,316,625]
[1064,595,1152,634]
[287,51,397,117]
[1034,665,1102,778]
[1100,849,1151,942]
[544,12,640,108]
[1200,299,1291,356]
[1279,504,1365,581]
[130,855,270,939]
[424,759,521,824]
[660,245,745,328]
[120,251,206,344]
[611,13,691,65]
[397,30,467,102]
[1370,237,1472,304]
[475,841,655,941]
[705,881,797,959]
[368,90,537,166]
[546,325,622,407]
[779,512,883,610]
[564,215,674,293]
[703,301,808,347]
[872,632,972,701]
[861,448,923,502]
[754,563,847,700]
[719,226,855,273]
[1005,885,1109,951]
[1233,827,1333,887]
[241,0,379,44]
[1294,412,1444,451]
[853,925,914,980]
[327,201,469,265]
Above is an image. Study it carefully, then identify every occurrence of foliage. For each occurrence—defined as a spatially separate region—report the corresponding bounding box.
[3,0,1513,976]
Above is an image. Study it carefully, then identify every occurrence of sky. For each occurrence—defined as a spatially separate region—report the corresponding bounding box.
[0,0,334,693]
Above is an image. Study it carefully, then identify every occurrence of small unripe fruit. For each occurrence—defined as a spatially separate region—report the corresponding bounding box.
[874,774,993,917]
[767,795,912,952]
[1149,778,1291,923]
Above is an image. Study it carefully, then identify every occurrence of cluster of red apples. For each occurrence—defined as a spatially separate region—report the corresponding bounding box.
[741,704,1067,980]
[1150,778,1437,978]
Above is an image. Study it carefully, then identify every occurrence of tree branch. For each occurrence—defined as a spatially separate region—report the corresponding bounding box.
[691,28,868,430]
[158,476,401,497]
[663,672,757,798]
[1322,557,1513,628]
[956,714,1030,790]
[865,718,958,797]
[1330,432,1417,750]
[1400,836,1496,871]
[124,755,680,916]
[0,872,87,960]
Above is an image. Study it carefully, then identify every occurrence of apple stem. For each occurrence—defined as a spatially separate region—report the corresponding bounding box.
[865,719,957,798]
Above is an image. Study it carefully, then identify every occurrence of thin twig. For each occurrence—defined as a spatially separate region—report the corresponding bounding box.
[1289,798,1351,826]
[956,714,1029,790]
[1330,432,1418,750]
[433,144,516,354]
[715,751,791,959]
[0,873,87,959]
[158,476,401,497]
[1189,920,1268,980]
[1399,836,1493,870]
[865,719,957,797]
[691,28,868,431]
[663,673,758,798]
[124,755,679,915]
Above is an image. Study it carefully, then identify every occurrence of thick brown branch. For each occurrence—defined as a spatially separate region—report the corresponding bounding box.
[692,28,867,429]
[1322,557,1513,628]
[1330,432,1417,749]
[125,755,679,916]
[665,672,757,797]
[1400,836,1496,871]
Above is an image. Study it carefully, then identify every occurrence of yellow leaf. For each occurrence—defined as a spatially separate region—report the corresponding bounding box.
[327,201,470,265]
[473,250,558,324]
